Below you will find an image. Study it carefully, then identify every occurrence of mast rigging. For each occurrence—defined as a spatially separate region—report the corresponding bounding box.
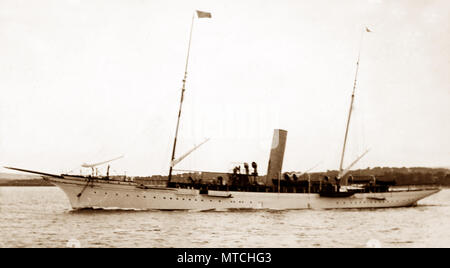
[168,11,211,184]
[338,27,371,178]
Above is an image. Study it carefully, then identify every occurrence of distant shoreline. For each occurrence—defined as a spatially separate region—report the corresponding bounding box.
[0,179,54,187]
[0,185,55,187]
[0,179,448,188]
[1,166,448,187]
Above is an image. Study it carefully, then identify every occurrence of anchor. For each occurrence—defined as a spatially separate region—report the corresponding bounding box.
[77,177,93,198]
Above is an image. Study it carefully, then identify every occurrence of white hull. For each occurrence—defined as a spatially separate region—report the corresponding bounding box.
[46,176,440,210]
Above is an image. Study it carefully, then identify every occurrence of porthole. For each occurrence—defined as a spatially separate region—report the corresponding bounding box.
[105,192,107,195]
[144,196,146,198]
[176,198,179,200]
[169,197,172,200]
[116,193,118,196]
[153,196,156,199]
[163,197,166,199]
[137,195,139,197]
[126,194,129,197]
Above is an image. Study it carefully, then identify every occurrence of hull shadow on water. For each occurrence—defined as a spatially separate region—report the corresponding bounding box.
[66,203,444,214]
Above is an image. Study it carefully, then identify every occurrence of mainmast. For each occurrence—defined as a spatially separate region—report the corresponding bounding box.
[168,11,211,184]
[338,27,371,178]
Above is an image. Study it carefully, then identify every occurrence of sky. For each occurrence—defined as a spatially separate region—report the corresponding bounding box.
[0,0,449,176]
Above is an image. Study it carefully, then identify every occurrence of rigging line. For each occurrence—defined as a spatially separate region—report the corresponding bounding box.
[357,97,367,156]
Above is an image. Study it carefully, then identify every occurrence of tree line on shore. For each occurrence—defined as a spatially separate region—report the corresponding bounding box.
[313,167,450,186]
[1,167,448,186]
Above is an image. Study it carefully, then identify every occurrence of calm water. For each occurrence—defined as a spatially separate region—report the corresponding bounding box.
[0,187,449,248]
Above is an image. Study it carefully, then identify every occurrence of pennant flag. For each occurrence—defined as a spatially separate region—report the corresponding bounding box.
[196,10,212,18]
[365,27,372,33]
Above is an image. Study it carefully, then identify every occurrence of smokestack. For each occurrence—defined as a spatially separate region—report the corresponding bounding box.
[266,129,288,186]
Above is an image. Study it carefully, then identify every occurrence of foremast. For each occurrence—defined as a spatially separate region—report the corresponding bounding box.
[338,27,372,180]
[168,11,211,184]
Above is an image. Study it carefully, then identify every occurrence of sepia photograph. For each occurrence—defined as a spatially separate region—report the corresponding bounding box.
[0,0,449,252]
